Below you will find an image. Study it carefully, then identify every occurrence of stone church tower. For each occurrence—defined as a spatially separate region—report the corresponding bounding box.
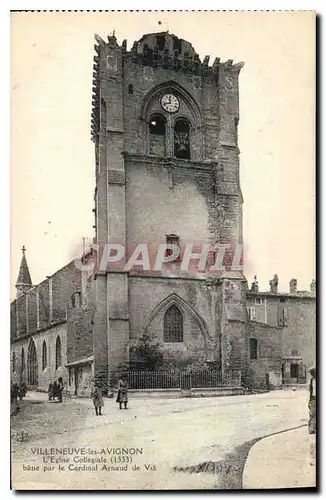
[91,31,247,390]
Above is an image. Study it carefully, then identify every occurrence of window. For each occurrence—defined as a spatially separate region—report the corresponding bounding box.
[72,292,81,308]
[166,234,180,260]
[280,297,286,303]
[21,347,25,373]
[277,306,289,327]
[174,119,190,159]
[27,339,38,386]
[149,115,166,157]
[207,249,217,268]
[249,338,258,360]
[173,37,182,53]
[128,84,133,94]
[290,348,299,357]
[55,336,62,370]
[156,35,166,51]
[247,307,256,321]
[42,341,47,371]
[255,298,263,305]
[164,305,183,342]
[12,351,16,373]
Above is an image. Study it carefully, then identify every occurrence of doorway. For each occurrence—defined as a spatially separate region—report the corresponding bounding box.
[74,367,83,396]
[290,363,299,379]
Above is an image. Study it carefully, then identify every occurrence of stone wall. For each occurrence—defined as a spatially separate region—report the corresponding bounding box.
[246,321,283,389]
[128,276,214,367]
[246,292,316,369]
[66,307,94,365]
[10,322,68,392]
[11,261,83,341]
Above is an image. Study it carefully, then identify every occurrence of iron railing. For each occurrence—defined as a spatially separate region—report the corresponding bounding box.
[109,370,241,390]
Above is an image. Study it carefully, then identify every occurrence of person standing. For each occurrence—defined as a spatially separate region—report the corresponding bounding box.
[308,366,316,467]
[92,385,104,416]
[12,383,19,404]
[116,375,128,410]
[57,377,64,403]
[52,381,58,401]
[48,382,53,401]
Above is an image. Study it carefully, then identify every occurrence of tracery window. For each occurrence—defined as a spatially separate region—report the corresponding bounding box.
[164,305,183,342]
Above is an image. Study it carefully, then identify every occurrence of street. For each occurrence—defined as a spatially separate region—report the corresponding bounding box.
[11,389,311,490]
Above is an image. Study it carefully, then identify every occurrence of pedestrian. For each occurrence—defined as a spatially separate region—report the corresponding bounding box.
[10,382,14,404]
[52,381,58,401]
[308,367,316,433]
[92,385,104,416]
[57,377,64,403]
[18,385,25,402]
[308,366,316,467]
[116,375,128,410]
[12,383,19,404]
[21,382,27,398]
[48,382,53,401]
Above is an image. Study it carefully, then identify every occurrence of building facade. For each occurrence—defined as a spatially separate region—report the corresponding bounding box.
[246,275,316,385]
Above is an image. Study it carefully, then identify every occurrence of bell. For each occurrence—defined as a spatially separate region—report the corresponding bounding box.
[177,143,187,152]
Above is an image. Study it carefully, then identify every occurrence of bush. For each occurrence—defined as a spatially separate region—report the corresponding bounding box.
[131,334,164,371]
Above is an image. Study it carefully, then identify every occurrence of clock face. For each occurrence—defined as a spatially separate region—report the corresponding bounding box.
[160,94,180,113]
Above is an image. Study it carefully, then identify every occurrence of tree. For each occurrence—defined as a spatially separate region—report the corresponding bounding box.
[132,334,163,371]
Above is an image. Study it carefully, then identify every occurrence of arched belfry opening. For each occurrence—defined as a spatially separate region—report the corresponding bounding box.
[140,80,203,160]
[174,119,190,159]
[27,338,38,387]
[149,114,166,156]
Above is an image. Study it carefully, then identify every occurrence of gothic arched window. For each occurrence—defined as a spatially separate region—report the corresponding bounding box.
[164,305,183,342]
[27,339,38,386]
[42,340,47,371]
[149,114,166,157]
[174,119,190,159]
[55,336,62,370]
[21,347,25,373]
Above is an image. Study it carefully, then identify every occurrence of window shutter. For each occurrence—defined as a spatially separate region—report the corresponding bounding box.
[283,307,289,326]
[251,307,256,320]
[277,306,284,326]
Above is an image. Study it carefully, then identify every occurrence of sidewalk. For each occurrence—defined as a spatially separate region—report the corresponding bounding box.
[242,426,316,489]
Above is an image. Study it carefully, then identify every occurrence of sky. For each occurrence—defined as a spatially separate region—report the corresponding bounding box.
[10,11,315,299]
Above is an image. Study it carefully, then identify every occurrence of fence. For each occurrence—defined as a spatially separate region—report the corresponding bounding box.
[109,370,241,390]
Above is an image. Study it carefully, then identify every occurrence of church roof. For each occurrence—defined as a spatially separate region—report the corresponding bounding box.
[16,247,32,287]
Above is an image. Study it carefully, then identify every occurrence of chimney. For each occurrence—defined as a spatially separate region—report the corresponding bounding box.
[250,275,259,293]
[310,279,316,295]
[269,274,278,294]
[289,278,297,294]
